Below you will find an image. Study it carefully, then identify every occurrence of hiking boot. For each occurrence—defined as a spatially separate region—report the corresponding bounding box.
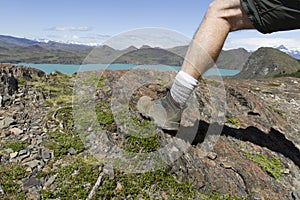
[137,92,185,130]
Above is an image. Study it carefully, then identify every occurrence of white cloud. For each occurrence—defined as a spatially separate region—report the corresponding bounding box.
[224,37,300,51]
[48,26,92,32]
[103,28,191,49]
[35,34,111,46]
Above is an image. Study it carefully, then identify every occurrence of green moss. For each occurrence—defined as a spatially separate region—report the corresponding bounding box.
[0,163,28,200]
[44,106,84,159]
[44,98,54,106]
[274,69,300,78]
[267,82,281,87]
[124,133,159,153]
[44,131,85,159]
[94,100,116,133]
[38,155,246,200]
[115,109,157,137]
[205,79,222,88]
[55,106,74,131]
[78,73,105,87]
[95,103,114,126]
[17,77,26,86]
[226,117,240,127]
[96,76,106,88]
[94,170,201,199]
[55,94,73,105]
[245,153,281,180]
[41,155,100,199]
[269,106,284,118]
[157,77,168,86]
[32,73,73,99]
[1,140,27,152]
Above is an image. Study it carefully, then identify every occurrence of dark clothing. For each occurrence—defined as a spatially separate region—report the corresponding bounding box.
[241,0,300,33]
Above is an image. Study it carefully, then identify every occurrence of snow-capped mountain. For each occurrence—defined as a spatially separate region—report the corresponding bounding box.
[276,45,300,59]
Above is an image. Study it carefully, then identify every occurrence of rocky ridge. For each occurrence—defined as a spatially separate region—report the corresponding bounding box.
[235,47,300,79]
[0,64,299,199]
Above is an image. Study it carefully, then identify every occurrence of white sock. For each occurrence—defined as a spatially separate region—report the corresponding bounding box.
[170,71,198,106]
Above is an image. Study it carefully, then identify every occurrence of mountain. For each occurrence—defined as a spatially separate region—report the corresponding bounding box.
[235,47,300,79]
[0,35,250,69]
[168,45,251,70]
[113,47,183,66]
[0,45,91,64]
[0,35,38,48]
[38,41,91,52]
[0,35,91,52]
[216,48,251,70]
[277,45,300,59]
[0,35,247,68]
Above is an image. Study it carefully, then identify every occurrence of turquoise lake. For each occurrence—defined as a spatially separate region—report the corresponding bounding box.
[14,63,240,76]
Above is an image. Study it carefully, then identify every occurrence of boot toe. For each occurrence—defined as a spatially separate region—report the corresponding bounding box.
[137,96,153,118]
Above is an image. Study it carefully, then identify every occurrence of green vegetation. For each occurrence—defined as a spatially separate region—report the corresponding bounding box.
[44,131,85,159]
[226,117,240,127]
[205,79,222,88]
[54,106,74,131]
[1,140,27,152]
[44,106,85,159]
[0,45,90,64]
[274,69,300,78]
[17,77,26,86]
[94,170,246,199]
[269,106,285,118]
[94,169,200,199]
[3,69,247,199]
[95,102,114,126]
[124,134,159,153]
[235,47,300,79]
[115,109,157,137]
[31,72,73,106]
[0,163,28,200]
[38,154,246,200]
[41,155,100,199]
[267,82,281,87]
[245,153,281,180]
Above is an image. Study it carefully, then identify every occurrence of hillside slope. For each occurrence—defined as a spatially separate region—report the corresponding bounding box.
[235,47,300,79]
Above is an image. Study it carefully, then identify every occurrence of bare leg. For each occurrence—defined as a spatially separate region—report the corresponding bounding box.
[182,0,255,79]
[138,0,255,130]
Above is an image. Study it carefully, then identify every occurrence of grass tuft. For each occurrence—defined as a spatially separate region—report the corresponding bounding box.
[245,153,281,180]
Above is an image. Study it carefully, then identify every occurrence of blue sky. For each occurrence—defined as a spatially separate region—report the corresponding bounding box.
[1,0,300,50]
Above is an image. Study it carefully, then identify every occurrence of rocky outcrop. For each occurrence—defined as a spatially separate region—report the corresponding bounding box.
[0,64,45,107]
[169,77,300,198]
[121,70,299,199]
[0,66,299,199]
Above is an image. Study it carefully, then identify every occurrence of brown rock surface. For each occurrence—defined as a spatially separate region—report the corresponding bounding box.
[0,66,299,199]
[106,69,300,199]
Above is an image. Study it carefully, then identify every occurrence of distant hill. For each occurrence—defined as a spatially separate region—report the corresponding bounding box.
[0,35,92,64]
[113,47,183,66]
[235,47,300,79]
[0,35,37,48]
[0,34,250,69]
[0,45,91,64]
[216,48,251,70]
[167,45,251,70]
[0,35,91,51]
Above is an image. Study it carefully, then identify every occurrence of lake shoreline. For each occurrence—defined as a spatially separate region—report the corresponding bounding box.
[2,63,240,76]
